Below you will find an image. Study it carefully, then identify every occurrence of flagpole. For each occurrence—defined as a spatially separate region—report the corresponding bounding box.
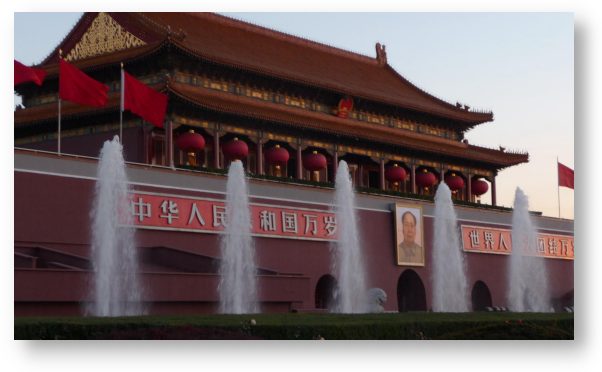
[58,49,62,155]
[120,62,124,143]
[58,97,61,155]
[557,156,561,218]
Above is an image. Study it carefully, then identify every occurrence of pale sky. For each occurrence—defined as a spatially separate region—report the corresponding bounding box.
[13,12,574,219]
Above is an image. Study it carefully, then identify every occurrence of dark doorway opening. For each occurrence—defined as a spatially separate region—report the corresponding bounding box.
[397,269,427,312]
[471,280,492,311]
[315,274,338,310]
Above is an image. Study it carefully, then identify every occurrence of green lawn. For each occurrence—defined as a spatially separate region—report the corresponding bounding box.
[14,312,574,340]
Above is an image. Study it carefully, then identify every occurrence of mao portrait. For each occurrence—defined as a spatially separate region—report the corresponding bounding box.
[394,203,424,266]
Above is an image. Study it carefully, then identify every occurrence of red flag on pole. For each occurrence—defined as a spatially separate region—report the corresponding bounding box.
[558,162,574,189]
[59,59,108,107]
[123,71,168,128]
[14,60,46,86]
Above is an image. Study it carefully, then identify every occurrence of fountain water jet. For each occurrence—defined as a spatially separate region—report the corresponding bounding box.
[88,135,145,316]
[331,160,368,313]
[508,187,551,312]
[432,182,469,312]
[218,160,258,314]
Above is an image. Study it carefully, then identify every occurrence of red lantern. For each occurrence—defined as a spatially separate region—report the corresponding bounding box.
[415,169,437,188]
[222,137,249,161]
[385,164,407,183]
[337,96,354,118]
[445,172,465,191]
[471,178,489,196]
[175,130,205,152]
[264,144,290,166]
[303,150,327,171]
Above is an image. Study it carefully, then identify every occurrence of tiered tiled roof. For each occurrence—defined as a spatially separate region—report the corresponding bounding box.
[16,12,527,169]
[37,12,493,125]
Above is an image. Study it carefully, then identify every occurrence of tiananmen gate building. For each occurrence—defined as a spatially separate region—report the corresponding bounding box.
[14,12,574,316]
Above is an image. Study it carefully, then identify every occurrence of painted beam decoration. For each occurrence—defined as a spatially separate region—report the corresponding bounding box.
[461,225,574,260]
[129,192,337,241]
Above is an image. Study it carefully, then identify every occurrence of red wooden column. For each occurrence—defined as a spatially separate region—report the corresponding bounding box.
[143,123,150,164]
[257,137,264,175]
[411,164,417,194]
[467,173,472,202]
[332,147,338,179]
[167,121,174,168]
[296,141,303,180]
[213,130,220,169]
[491,174,497,206]
[379,158,386,190]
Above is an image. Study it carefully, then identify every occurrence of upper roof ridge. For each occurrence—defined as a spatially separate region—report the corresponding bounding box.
[203,12,380,66]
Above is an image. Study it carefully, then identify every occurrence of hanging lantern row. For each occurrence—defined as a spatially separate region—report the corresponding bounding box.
[444,172,465,191]
[175,129,205,152]
[385,163,407,183]
[222,137,249,161]
[264,144,290,166]
[174,134,486,195]
[303,150,327,171]
[416,168,437,188]
[471,178,489,196]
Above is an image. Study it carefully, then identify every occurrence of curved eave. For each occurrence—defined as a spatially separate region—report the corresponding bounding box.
[15,97,121,126]
[383,65,494,125]
[14,41,167,98]
[15,82,167,126]
[36,41,167,77]
[465,145,529,169]
[39,12,90,66]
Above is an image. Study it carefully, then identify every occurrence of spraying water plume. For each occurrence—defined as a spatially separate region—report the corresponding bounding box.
[88,135,145,316]
[508,187,551,312]
[331,160,368,313]
[432,182,469,312]
[218,160,258,314]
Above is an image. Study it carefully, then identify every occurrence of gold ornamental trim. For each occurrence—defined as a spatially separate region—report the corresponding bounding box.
[66,13,146,61]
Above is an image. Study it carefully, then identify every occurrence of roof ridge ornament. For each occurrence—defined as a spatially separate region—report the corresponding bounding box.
[166,25,187,42]
[375,42,387,65]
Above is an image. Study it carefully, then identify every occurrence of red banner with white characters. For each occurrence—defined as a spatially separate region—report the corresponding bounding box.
[129,192,337,241]
[461,225,574,260]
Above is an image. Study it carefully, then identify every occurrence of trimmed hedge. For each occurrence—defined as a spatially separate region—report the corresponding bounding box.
[14,312,573,340]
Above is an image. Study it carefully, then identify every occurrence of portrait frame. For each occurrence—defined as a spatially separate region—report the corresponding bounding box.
[393,202,425,267]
